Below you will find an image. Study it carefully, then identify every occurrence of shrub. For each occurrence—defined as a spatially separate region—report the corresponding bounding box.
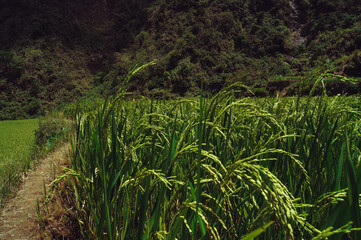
[35,111,71,151]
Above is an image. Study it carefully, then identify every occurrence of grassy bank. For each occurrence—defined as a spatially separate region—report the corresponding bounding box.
[0,119,38,205]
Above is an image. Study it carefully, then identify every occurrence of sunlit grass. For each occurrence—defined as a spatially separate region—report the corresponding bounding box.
[0,119,38,204]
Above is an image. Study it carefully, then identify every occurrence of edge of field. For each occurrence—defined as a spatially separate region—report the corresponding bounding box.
[0,142,71,239]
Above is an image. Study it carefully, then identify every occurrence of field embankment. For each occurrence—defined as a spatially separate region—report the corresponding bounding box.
[0,111,72,207]
[0,143,70,240]
[0,112,73,238]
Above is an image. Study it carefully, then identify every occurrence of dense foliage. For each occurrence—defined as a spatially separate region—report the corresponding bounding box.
[1,0,361,119]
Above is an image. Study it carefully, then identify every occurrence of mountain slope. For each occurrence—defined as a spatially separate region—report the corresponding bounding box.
[0,0,360,119]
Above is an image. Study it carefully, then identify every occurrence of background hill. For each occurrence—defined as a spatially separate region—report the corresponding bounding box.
[1,0,360,119]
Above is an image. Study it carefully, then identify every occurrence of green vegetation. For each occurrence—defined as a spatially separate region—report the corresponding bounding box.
[1,0,360,118]
[1,0,360,238]
[51,67,361,239]
[0,119,38,204]
[35,111,73,152]
[0,43,93,120]
[0,112,71,206]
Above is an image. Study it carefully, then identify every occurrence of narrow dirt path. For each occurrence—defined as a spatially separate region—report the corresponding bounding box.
[0,143,70,240]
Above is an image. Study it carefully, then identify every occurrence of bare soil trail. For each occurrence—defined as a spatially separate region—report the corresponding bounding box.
[0,143,70,240]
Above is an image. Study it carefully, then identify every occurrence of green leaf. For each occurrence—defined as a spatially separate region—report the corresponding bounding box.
[240,221,274,240]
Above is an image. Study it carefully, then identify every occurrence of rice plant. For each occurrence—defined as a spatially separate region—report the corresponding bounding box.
[63,65,361,239]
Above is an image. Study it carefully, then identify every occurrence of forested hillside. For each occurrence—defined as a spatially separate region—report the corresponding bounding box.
[1,0,360,119]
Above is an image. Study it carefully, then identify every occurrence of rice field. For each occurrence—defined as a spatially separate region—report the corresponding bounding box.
[56,65,361,239]
[0,119,38,204]
[61,89,361,239]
